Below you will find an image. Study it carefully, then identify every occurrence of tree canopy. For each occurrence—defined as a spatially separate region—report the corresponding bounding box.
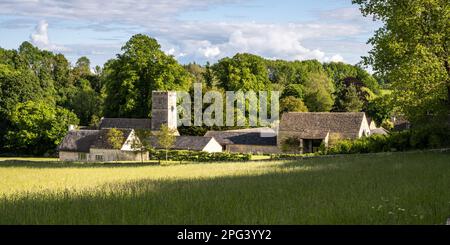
[353,0,450,125]
[0,34,385,155]
[103,34,193,118]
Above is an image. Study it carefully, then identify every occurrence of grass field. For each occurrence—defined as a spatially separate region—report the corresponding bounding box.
[1,152,449,224]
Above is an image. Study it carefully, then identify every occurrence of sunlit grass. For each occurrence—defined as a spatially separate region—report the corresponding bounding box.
[0,157,58,162]
[1,152,449,224]
[0,160,296,197]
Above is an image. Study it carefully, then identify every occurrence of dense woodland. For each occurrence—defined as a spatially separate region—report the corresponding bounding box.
[0,34,392,155]
[2,0,450,156]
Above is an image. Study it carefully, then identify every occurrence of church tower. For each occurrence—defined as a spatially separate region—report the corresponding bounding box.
[151,91,178,133]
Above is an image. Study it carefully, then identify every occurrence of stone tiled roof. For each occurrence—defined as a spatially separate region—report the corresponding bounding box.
[279,112,366,139]
[91,129,133,149]
[371,127,388,135]
[58,130,100,153]
[204,131,277,146]
[99,118,152,130]
[58,129,132,152]
[145,136,216,151]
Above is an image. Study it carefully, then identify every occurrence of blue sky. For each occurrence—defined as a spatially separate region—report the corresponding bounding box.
[0,0,381,67]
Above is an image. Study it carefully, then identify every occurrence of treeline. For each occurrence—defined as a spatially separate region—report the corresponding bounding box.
[0,34,390,155]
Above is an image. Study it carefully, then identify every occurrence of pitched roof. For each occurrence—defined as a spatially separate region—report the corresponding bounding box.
[370,127,389,135]
[279,112,366,139]
[99,118,152,130]
[204,131,277,146]
[58,130,100,153]
[91,129,133,149]
[59,129,133,152]
[145,136,217,151]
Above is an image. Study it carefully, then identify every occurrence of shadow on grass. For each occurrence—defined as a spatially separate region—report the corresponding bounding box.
[0,159,285,169]
[1,154,450,225]
[0,160,163,169]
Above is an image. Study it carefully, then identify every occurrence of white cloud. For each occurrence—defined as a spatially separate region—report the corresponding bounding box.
[200,46,221,58]
[159,22,354,63]
[324,54,345,63]
[0,1,377,65]
[30,20,68,51]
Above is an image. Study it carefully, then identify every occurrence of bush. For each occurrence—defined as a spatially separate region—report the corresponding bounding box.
[148,149,251,162]
[325,127,450,155]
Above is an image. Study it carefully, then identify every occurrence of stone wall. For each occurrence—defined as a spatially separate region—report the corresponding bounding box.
[59,150,149,162]
[59,151,83,162]
[90,148,149,162]
[359,114,371,137]
[151,91,177,131]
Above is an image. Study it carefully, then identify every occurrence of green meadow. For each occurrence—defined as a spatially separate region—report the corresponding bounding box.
[1,152,449,224]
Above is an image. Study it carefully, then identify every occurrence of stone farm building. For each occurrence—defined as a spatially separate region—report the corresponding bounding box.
[277,112,371,153]
[204,128,279,154]
[59,90,388,161]
[59,129,149,162]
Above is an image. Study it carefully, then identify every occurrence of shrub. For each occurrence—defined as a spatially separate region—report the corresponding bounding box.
[325,126,450,155]
[148,150,251,162]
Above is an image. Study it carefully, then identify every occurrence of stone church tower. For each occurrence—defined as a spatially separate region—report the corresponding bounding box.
[151,91,178,133]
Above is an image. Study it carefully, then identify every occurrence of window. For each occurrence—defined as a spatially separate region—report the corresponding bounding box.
[95,155,104,162]
[78,153,87,161]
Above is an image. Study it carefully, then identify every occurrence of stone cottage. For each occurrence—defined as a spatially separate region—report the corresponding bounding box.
[58,129,148,162]
[278,112,371,153]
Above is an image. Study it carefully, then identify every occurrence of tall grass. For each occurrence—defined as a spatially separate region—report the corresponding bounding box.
[1,152,449,224]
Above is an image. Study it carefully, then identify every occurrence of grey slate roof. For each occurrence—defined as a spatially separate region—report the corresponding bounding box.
[58,130,100,153]
[204,131,277,146]
[99,118,152,130]
[279,112,366,139]
[59,129,132,152]
[145,136,216,151]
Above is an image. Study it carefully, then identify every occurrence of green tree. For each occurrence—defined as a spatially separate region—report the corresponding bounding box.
[107,128,125,149]
[203,61,217,88]
[0,63,48,149]
[353,0,450,125]
[156,124,176,161]
[5,101,79,155]
[213,53,270,92]
[103,34,193,118]
[282,84,304,99]
[132,129,154,163]
[334,84,364,112]
[342,85,364,112]
[107,128,125,162]
[303,72,335,112]
[323,62,380,94]
[184,62,205,84]
[366,95,394,126]
[280,96,308,113]
[68,79,103,126]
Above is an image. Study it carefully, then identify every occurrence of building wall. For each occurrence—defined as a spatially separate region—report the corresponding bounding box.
[59,151,85,162]
[202,139,223,153]
[358,115,371,138]
[277,131,307,148]
[60,150,149,162]
[226,144,281,154]
[151,91,177,131]
[89,148,149,162]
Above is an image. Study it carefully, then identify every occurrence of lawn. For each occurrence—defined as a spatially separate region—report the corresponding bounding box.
[0,152,449,224]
